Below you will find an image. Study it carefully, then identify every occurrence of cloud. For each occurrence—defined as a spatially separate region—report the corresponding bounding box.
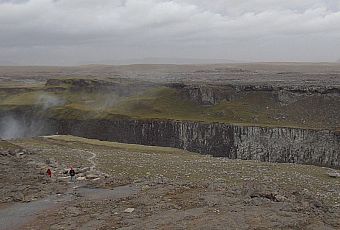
[0,0,340,64]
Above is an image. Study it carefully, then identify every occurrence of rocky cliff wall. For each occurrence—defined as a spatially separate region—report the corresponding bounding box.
[168,83,340,105]
[55,118,340,168]
[233,126,339,167]
[1,106,338,168]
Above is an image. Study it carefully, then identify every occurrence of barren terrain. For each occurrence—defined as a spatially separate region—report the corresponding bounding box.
[0,136,339,229]
[1,63,340,86]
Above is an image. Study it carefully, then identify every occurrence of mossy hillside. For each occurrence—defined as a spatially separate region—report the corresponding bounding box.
[111,87,204,119]
[42,135,195,155]
[0,140,22,151]
[0,82,44,90]
[0,91,47,106]
[0,81,338,129]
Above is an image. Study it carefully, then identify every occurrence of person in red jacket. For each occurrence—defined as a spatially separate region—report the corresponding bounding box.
[47,168,52,177]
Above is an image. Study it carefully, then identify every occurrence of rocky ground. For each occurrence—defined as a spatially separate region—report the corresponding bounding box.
[0,136,339,229]
[0,140,67,204]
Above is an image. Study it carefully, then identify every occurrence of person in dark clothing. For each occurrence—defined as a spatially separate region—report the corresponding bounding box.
[47,168,52,177]
[69,167,76,182]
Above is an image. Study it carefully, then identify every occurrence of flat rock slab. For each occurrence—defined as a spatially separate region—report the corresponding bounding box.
[76,184,140,200]
[0,184,140,230]
[0,195,67,230]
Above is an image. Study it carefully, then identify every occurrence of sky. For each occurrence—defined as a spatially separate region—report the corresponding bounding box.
[0,0,340,65]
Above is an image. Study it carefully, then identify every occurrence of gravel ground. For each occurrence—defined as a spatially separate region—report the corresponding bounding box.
[1,136,340,229]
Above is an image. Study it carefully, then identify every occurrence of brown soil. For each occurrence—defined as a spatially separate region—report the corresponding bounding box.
[1,136,340,229]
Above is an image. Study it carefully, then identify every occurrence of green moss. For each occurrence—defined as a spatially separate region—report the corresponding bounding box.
[112,87,203,119]
[1,91,43,105]
[0,140,21,151]
[50,106,97,120]
[44,135,195,155]
[0,81,337,130]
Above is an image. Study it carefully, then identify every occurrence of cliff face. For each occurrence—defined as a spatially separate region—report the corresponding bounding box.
[168,83,340,106]
[56,118,340,168]
[233,126,339,166]
[167,83,236,105]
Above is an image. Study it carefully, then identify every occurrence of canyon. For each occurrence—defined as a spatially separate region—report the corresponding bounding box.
[1,64,340,229]
[1,64,339,168]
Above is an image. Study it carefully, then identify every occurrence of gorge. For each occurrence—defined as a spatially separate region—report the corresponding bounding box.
[1,68,339,168]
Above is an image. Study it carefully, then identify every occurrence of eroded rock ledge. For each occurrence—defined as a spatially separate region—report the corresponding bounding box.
[56,118,340,168]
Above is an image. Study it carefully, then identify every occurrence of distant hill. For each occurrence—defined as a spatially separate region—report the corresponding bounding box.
[100,57,244,65]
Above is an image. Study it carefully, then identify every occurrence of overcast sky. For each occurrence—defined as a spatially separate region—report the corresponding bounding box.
[1,0,340,65]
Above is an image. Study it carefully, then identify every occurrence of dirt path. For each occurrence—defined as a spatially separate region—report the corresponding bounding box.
[86,150,96,171]
[80,149,109,178]
[0,197,57,230]
[79,149,97,171]
[0,184,140,230]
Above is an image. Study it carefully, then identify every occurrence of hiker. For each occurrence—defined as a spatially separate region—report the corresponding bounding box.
[69,167,76,182]
[47,168,52,177]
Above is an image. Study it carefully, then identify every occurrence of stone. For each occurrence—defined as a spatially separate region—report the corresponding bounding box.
[15,152,25,157]
[327,172,340,178]
[275,194,288,202]
[77,176,86,181]
[124,208,135,213]
[86,174,98,179]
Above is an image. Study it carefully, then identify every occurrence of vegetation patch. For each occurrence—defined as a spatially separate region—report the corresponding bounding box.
[0,78,338,129]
